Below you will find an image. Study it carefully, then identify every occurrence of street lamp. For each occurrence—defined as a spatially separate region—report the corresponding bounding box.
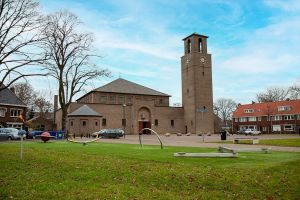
[122,104,126,138]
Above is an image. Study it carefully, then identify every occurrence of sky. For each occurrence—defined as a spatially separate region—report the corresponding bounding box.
[31,0,300,105]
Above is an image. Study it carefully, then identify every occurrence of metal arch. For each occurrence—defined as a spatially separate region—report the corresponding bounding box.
[139,128,163,149]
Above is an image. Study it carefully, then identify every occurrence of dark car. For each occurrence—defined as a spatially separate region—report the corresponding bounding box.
[99,129,124,139]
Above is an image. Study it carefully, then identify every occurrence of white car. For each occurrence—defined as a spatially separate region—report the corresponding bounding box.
[0,128,22,140]
[244,129,261,136]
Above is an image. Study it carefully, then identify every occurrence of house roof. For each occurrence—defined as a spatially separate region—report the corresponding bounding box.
[68,105,102,117]
[232,99,300,118]
[0,85,26,107]
[85,78,170,98]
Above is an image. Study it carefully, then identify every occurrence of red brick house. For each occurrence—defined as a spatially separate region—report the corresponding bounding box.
[0,86,27,129]
[232,99,300,134]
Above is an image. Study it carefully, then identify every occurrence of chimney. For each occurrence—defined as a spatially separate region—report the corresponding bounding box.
[252,101,255,104]
[10,87,15,94]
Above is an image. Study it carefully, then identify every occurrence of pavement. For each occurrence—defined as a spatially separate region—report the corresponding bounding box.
[94,134,300,152]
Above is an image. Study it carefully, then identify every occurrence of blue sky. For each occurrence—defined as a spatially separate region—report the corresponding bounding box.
[33,0,300,104]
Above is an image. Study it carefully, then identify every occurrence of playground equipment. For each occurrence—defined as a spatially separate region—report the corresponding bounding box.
[218,146,271,153]
[174,152,238,158]
[36,132,55,143]
[139,128,164,149]
[67,134,101,146]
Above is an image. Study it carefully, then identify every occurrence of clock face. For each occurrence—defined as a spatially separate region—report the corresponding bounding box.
[200,57,205,63]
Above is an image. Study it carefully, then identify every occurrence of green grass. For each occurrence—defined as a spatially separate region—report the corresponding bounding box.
[1,141,300,200]
[217,138,300,147]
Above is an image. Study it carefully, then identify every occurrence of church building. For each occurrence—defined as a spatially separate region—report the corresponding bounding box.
[55,33,214,135]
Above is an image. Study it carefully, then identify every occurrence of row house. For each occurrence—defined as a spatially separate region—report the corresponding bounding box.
[0,86,27,129]
[232,99,300,134]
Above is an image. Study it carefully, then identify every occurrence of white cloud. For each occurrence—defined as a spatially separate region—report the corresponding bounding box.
[264,0,300,11]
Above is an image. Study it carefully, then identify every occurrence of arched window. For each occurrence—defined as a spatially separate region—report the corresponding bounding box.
[187,39,191,53]
[198,38,203,53]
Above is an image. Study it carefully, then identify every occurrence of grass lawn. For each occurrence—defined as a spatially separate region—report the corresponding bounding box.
[1,141,300,200]
[217,138,300,147]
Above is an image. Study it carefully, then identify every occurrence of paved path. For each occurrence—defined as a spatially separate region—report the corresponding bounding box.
[95,134,300,152]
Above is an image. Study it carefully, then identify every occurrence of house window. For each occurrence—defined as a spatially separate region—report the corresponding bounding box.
[257,117,261,121]
[10,109,22,117]
[284,125,294,131]
[272,125,281,131]
[102,118,106,126]
[122,119,126,127]
[191,120,193,126]
[244,109,254,113]
[262,127,267,131]
[71,121,73,126]
[248,117,256,122]
[155,119,158,126]
[297,115,300,120]
[239,117,247,122]
[283,115,294,120]
[273,115,282,121]
[171,120,175,127]
[118,96,125,104]
[95,121,98,126]
[0,108,6,117]
[7,123,23,130]
[82,121,86,126]
[278,106,291,111]
[234,118,238,122]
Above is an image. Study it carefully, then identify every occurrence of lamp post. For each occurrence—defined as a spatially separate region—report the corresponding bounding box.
[196,106,207,142]
[122,104,126,138]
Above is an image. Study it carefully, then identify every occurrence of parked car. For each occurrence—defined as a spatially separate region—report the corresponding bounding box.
[244,129,261,136]
[100,129,124,138]
[0,128,22,140]
[236,129,246,135]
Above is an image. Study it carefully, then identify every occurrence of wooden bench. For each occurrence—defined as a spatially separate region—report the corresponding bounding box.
[233,138,259,144]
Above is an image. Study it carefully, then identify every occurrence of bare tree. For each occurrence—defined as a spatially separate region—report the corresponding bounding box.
[263,104,276,134]
[214,98,237,127]
[34,96,52,114]
[289,79,300,99]
[256,87,290,102]
[41,11,109,131]
[0,0,46,91]
[12,82,36,105]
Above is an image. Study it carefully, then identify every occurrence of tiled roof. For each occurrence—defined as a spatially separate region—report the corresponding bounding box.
[0,85,26,107]
[68,105,102,117]
[93,78,170,97]
[232,99,300,118]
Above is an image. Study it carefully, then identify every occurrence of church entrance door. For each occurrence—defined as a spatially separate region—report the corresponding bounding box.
[139,121,151,134]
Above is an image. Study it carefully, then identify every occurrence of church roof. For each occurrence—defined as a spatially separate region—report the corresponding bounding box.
[182,33,208,40]
[68,105,102,117]
[92,78,170,97]
[0,84,26,107]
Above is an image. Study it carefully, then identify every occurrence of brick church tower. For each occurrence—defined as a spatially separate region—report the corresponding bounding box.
[181,33,214,134]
